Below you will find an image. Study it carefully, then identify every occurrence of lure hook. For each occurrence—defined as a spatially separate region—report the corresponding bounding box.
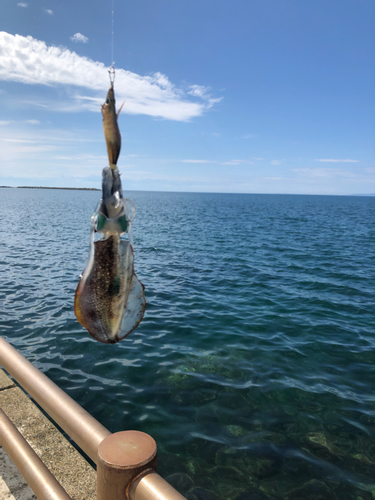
[109,66,116,86]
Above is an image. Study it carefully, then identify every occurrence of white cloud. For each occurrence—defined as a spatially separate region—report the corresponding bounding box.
[188,85,207,98]
[1,142,55,154]
[44,9,53,15]
[179,158,253,165]
[188,85,222,108]
[222,160,241,165]
[315,159,359,163]
[70,33,88,44]
[181,159,210,163]
[0,121,11,125]
[293,168,357,178]
[25,119,40,124]
[51,153,107,163]
[221,159,252,165]
[1,138,36,143]
[22,100,49,108]
[242,134,256,139]
[0,125,102,175]
[270,160,283,165]
[0,32,219,121]
[17,3,27,7]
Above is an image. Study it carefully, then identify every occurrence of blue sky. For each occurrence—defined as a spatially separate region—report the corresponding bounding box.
[0,0,374,194]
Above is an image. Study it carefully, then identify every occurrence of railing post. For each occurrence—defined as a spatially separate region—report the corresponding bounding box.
[97,430,157,500]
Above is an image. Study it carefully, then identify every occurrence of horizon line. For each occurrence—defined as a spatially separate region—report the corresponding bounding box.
[1,186,374,197]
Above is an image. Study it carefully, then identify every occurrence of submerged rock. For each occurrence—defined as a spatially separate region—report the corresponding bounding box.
[186,487,221,500]
[165,472,194,493]
[286,479,337,500]
[235,491,276,500]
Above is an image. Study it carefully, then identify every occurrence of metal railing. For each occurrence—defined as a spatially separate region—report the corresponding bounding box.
[0,337,186,500]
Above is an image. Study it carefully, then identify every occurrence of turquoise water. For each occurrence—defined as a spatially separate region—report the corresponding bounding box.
[0,188,374,500]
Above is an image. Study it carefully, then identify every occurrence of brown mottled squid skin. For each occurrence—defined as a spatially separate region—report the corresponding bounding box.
[74,235,146,344]
[101,85,124,167]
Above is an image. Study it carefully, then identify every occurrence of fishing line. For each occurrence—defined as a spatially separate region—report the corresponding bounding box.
[109,0,115,85]
[111,0,115,67]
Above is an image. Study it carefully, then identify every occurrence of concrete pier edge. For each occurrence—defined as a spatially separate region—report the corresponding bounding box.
[0,368,96,500]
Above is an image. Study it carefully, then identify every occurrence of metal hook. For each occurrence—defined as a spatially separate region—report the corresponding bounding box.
[108,66,115,86]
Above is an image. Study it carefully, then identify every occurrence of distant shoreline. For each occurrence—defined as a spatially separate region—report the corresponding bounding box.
[0,186,373,196]
[1,186,101,191]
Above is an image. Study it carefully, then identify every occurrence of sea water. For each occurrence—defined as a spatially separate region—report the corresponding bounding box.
[0,188,374,500]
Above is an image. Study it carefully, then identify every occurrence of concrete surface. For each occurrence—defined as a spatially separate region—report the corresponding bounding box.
[0,368,96,500]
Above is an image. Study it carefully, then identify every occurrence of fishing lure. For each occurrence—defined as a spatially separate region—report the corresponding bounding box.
[101,82,124,167]
[74,77,146,344]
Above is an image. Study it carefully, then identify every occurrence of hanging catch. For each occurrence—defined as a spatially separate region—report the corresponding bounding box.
[74,80,146,344]
[101,76,124,167]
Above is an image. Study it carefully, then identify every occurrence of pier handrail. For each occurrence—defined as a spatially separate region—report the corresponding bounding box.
[0,337,110,463]
[0,409,72,500]
[0,337,186,500]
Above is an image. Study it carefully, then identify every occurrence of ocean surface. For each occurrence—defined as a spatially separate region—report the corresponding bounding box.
[0,188,374,500]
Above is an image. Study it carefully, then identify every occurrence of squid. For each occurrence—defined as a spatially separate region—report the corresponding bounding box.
[74,81,146,344]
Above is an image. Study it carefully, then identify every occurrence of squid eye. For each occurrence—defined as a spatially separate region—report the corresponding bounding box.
[106,98,110,104]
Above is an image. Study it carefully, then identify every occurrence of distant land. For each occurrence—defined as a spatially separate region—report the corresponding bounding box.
[15,186,100,191]
[0,186,374,196]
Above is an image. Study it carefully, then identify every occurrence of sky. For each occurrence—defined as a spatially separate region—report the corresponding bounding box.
[0,0,374,194]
